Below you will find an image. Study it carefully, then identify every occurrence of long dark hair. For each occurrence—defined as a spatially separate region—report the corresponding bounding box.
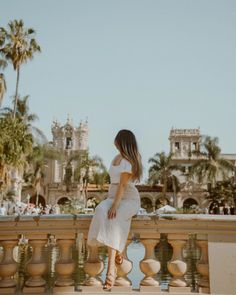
[114,129,143,182]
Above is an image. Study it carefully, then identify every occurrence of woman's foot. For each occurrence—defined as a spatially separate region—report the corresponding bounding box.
[103,265,117,291]
[115,251,124,265]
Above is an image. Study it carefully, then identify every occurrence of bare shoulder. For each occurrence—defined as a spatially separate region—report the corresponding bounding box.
[112,154,123,165]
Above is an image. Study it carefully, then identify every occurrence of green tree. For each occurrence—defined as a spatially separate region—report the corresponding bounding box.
[0,116,33,192]
[0,19,41,118]
[68,151,108,204]
[24,144,61,206]
[0,95,47,143]
[0,58,7,107]
[189,136,234,189]
[88,154,109,190]
[93,169,110,190]
[73,151,96,181]
[0,73,7,106]
[148,152,183,207]
[207,178,236,209]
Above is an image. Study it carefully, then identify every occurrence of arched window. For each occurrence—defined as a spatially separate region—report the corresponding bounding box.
[141,197,153,213]
[66,137,72,149]
[183,198,198,209]
[57,197,70,205]
[29,195,46,207]
[155,197,169,209]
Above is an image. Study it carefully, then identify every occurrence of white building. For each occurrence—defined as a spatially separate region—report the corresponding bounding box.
[46,117,89,184]
[169,128,236,210]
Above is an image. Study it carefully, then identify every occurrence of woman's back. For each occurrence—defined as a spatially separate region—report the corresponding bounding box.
[108,156,134,184]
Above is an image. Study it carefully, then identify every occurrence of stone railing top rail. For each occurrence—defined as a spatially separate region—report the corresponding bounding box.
[0,213,236,221]
[0,214,236,240]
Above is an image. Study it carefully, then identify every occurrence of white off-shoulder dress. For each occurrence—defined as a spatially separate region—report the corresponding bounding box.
[87,157,141,252]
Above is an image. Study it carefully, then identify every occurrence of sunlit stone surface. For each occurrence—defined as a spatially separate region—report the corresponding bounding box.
[0,214,236,294]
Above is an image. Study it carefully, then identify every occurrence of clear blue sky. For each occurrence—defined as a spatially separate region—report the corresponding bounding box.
[1,0,236,182]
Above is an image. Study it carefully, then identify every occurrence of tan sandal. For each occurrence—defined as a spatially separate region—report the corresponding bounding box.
[103,265,117,291]
[115,252,124,265]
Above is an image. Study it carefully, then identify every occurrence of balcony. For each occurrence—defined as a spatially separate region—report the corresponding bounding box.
[0,214,236,294]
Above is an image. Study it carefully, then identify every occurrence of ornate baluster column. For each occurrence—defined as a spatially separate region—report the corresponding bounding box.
[53,239,76,293]
[139,236,161,292]
[167,234,191,293]
[81,244,104,292]
[23,239,48,294]
[196,235,210,294]
[113,239,133,292]
[0,240,18,293]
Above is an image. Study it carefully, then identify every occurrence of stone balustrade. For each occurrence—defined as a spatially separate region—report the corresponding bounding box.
[0,214,236,294]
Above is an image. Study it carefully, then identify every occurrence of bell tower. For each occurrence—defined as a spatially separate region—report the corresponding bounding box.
[50,116,89,183]
[169,128,201,159]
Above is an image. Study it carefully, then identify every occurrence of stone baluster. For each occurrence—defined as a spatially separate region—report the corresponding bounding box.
[139,237,161,292]
[113,239,133,292]
[196,237,210,294]
[53,239,76,293]
[0,240,18,293]
[167,234,191,293]
[81,244,104,292]
[23,239,48,294]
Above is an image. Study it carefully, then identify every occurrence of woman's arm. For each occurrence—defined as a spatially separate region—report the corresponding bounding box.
[107,172,132,219]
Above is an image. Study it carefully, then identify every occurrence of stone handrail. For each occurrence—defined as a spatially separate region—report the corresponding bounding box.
[0,214,236,294]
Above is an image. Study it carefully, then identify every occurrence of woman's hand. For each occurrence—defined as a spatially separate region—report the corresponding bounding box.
[108,202,119,219]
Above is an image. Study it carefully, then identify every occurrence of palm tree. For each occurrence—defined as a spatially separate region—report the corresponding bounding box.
[89,155,109,192]
[206,178,236,210]
[24,144,61,206]
[0,116,33,194]
[0,73,7,107]
[71,151,94,183]
[148,152,183,207]
[0,95,47,143]
[67,151,107,205]
[93,169,110,190]
[0,19,41,118]
[0,40,7,107]
[0,59,7,70]
[189,136,234,189]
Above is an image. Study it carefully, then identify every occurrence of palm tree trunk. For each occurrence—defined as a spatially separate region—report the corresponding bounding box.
[0,164,5,183]
[35,168,41,207]
[172,179,177,208]
[13,67,20,118]
[36,192,39,207]
[234,196,236,212]
[5,165,11,192]
[0,164,5,203]
[163,175,167,198]
[85,180,88,207]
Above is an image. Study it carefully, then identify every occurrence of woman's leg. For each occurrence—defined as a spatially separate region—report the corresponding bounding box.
[103,246,117,289]
[115,250,124,264]
[107,246,116,272]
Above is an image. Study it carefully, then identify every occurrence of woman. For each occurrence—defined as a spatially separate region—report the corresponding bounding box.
[87,129,143,291]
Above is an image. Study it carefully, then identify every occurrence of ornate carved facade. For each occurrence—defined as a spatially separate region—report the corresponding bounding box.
[22,126,236,212]
[46,117,89,184]
[168,128,236,211]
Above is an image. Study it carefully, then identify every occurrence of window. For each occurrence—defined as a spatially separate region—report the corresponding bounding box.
[175,142,180,150]
[192,142,197,150]
[66,137,72,149]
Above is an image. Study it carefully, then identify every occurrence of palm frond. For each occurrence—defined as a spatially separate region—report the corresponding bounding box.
[0,59,7,69]
[189,136,234,188]
[30,126,47,144]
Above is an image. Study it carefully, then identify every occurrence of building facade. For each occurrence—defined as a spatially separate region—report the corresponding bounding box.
[168,128,236,210]
[22,126,236,213]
